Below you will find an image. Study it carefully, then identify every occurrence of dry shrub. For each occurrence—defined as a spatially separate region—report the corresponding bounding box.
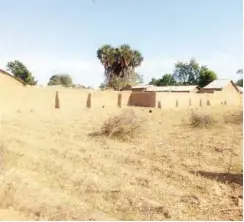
[223,110,243,125]
[100,110,143,141]
[190,110,213,128]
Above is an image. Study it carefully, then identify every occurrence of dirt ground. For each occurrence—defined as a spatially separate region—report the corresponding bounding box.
[0,86,243,220]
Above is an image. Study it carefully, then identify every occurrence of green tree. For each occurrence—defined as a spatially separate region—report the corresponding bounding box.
[97,44,144,90]
[149,78,157,85]
[48,75,61,85]
[149,74,177,86]
[6,60,37,85]
[48,74,73,87]
[126,71,143,86]
[198,66,217,87]
[236,79,243,87]
[99,71,143,90]
[236,68,243,87]
[237,69,243,75]
[172,59,217,87]
[99,83,106,90]
[173,58,200,85]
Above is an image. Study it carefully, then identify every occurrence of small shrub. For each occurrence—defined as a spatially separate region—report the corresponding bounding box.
[223,110,243,125]
[190,111,213,128]
[99,110,143,141]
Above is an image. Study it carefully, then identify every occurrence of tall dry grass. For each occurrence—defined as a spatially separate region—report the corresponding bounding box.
[0,89,242,221]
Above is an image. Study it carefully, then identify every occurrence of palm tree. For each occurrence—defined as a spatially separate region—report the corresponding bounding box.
[97,44,143,89]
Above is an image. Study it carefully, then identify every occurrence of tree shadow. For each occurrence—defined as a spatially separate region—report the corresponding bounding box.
[189,170,243,186]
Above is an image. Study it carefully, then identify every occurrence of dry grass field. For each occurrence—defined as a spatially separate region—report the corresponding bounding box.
[0,86,243,221]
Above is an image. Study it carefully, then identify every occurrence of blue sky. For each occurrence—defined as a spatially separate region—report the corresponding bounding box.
[0,0,242,87]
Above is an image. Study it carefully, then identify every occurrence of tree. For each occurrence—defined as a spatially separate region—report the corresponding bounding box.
[237,69,243,75]
[99,71,143,91]
[97,44,144,90]
[149,74,177,86]
[6,60,37,85]
[236,68,243,87]
[172,58,218,87]
[149,78,157,85]
[173,58,201,85]
[198,66,217,87]
[99,83,106,90]
[126,71,143,86]
[236,79,243,87]
[47,74,73,87]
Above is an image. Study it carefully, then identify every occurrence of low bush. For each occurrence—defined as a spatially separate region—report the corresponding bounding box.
[223,110,243,125]
[99,110,143,141]
[190,110,213,128]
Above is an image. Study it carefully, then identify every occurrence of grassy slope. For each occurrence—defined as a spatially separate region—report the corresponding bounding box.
[0,87,243,220]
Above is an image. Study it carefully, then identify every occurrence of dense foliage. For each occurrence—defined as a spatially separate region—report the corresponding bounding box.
[47,74,73,87]
[7,60,37,85]
[149,59,217,87]
[97,44,143,90]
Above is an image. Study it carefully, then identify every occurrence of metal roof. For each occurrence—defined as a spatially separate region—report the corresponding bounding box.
[131,84,154,89]
[145,85,199,92]
[203,79,232,89]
